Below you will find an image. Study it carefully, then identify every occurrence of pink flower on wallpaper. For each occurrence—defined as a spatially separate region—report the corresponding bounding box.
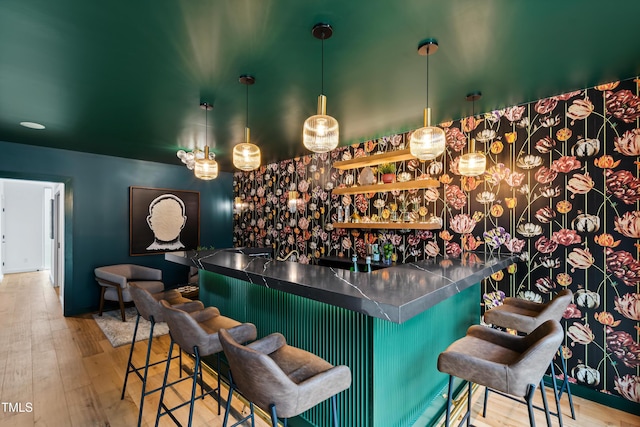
[567,322,594,345]
[567,173,594,196]
[445,241,462,258]
[450,213,477,234]
[614,211,640,238]
[424,188,439,203]
[461,116,480,133]
[606,326,640,369]
[605,89,640,123]
[555,90,582,101]
[566,97,594,123]
[551,156,582,173]
[449,156,461,175]
[605,248,640,287]
[567,247,594,271]
[534,236,558,254]
[614,293,640,321]
[297,179,309,193]
[444,127,466,151]
[535,136,556,154]
[462,234,483,251]
[445,185,467,210]
[341,237,352,251]
[485,163,510,185]
[534,97,558,114]
[551,229,582,246]
[606,170,640,205]
[355,194,368,213]
[563,303,582,319]
[424,241,440,257]
[535,276,555,294]
[503,237,525,253]
[505,171,525,187]
[298,216,309,230]
[503,105,526,122]
[614,129,640,156]
[407,234,421,247]
[614,375,640,403]
[534,167,558,184]
[535,206,556,224]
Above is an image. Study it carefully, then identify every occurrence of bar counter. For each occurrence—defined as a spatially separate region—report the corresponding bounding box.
[166,249,519,427]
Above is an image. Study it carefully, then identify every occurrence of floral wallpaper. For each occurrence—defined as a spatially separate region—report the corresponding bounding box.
[233,76,640,406]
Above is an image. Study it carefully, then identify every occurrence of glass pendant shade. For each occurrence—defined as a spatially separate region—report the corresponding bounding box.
[233,128,261,171]
[409,107,445,161]
[303,95,339,153]
[194,146,218,180]
[459,151,486,176]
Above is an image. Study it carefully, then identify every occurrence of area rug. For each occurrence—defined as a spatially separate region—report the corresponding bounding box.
[92,307,169,348]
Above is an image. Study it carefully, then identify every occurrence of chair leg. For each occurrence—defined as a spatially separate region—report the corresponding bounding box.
[121,312,141,399]
[558,347,576,419]
[445,375,454,427]
[331,394,339,427]
[466,381,472,427]
[482,386,490,417]
[539,380,552,427]
[136,318,155,427]
[525,384,537,427]
[98,286,106,316]
[187,347,201,427]
[549,362,564,427]
[116,286,126,322]
[269,404,278,427]
[155,338,174,427]
[222,372,235,427]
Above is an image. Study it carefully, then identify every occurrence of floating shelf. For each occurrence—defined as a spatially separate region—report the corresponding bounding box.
[333,149,417,170]
[332,222,441,230]
[332,179,439,195]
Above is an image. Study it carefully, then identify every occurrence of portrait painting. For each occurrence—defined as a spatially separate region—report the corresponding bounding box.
[129,186,200,256]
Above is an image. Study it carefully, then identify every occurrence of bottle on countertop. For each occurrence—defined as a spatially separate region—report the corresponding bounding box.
[365,256,372,273]
[350,254,359,272]
[372,244,380,262]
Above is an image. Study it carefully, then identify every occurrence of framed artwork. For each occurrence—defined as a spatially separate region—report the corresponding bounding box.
[129,186,200,256]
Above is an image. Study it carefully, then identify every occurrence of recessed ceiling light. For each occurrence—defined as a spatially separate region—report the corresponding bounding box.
[20,121,45,130]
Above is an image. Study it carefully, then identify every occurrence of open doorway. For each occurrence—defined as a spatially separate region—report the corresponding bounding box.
[0,178,65,307]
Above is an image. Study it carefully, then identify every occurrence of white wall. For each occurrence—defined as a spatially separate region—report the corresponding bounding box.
[3,180,50,273]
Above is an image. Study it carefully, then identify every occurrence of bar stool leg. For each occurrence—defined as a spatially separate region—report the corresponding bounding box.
[187,346,201,427]
[222,378,235,427]
[445,375,454,427]
[558,348,576,419]
[269,404,278,427]
[466,381,472,427]
[482,386,489,417]
[155,338,174,427]
[525,384,537,427]
[331,394,339,427]
[121,312,142,399]
[549,362,564,427]
[539,380,552,427]
[136,317,156,427]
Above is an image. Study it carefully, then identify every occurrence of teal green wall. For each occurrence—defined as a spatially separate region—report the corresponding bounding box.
[0,140,233,316]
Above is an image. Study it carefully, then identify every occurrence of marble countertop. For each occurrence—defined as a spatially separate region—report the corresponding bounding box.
[166,248,519,324]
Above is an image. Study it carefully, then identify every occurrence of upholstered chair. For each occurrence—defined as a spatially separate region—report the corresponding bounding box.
[124,283,204,427]
[218,329,352,427]
[94,264,164,322]
[484,289,575,422]
[155,300,257,427]
[437,319,564,427]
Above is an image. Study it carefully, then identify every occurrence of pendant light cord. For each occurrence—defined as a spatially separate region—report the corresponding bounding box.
[246,82,249,128]
[426,45,429,109]
[321,36,325,95]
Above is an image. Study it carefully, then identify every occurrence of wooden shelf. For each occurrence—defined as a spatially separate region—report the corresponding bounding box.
[332,222,441,230]
[332,178,439,195]
[333,149,416,170]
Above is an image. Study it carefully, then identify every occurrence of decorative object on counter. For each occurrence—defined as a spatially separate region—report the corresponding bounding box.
[195,102,219,180]
[459,92,486,177]
[409,39,445,161]
[233,75,261,171]
[365,256,372,273]
[303,23,339,153]
[378,162,397,183]
[372,244,380,262]
[351,254,359,272]
[358,166,376,185]
[383,243,394,264]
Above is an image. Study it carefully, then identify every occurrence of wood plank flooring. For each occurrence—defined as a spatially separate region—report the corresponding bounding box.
[0,271,638,427]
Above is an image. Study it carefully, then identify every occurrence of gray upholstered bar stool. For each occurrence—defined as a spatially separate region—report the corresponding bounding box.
[155,300,257,427]
[218,329,352,427]
[437,320,564,427]
[125,282,204,427]
[484,289,575,422]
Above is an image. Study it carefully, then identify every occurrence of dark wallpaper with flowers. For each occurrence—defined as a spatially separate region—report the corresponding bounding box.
[233,77,640,406]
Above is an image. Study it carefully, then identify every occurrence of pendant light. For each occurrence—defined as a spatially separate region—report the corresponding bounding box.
[233,75,261,171]
[459,92,486,176]
[194,102,219,180]
[409,39,445,161]
[303,23,339,153]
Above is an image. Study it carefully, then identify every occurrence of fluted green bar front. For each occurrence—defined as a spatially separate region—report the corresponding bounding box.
[199,271,479,427]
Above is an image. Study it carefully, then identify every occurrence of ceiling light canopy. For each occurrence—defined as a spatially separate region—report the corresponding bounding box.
[303,23,339,154]
[409,39,445,161]
[193,102,218,180]
[458,92,486,177]
[233,75,261,171]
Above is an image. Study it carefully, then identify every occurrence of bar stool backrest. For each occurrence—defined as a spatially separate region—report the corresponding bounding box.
[538,289,573,324]
[130,282,164,322]
[159,300,220,354]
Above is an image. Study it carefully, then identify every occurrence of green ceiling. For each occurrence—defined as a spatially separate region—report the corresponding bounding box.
[1,0,639,171]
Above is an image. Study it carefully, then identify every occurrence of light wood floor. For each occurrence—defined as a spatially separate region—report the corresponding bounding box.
[0,271,638,427]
